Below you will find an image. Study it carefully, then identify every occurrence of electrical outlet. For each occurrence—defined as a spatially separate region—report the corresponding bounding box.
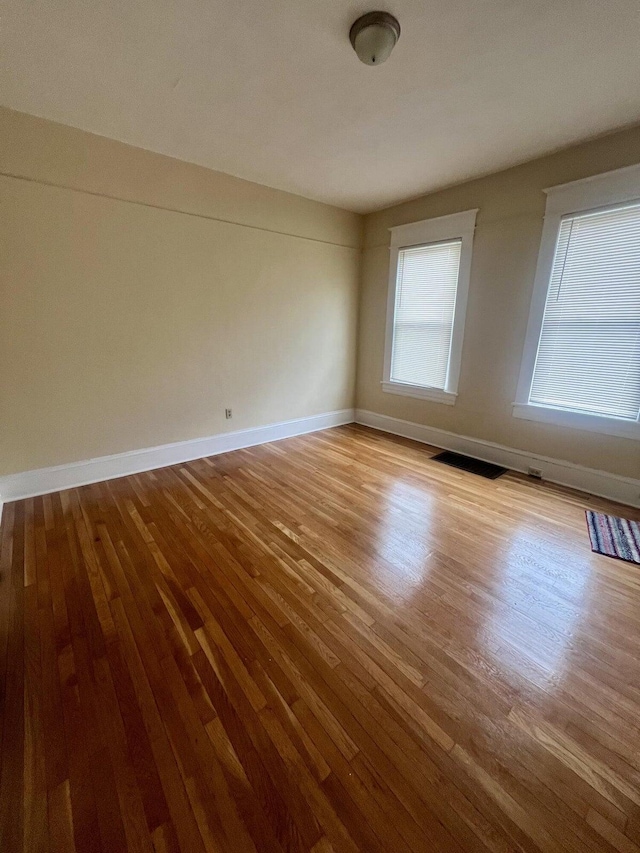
[528,466,542,479]
[225,408,232,419]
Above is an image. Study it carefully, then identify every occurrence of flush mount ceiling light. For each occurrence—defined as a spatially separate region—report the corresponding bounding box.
[349,11,401,66]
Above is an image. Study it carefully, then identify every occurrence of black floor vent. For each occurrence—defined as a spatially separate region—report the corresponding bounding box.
[431,451,508,480]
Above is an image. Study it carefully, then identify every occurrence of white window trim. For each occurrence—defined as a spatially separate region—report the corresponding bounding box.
[514,163,640,441]
[382,209,478,405]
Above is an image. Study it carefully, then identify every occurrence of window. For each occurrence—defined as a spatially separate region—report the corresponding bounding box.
[514,164,640,439]
[383,209,477,404]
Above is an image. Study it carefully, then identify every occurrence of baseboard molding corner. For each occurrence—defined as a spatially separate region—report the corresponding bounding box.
[0,408,355,503]
[355,408,640,509]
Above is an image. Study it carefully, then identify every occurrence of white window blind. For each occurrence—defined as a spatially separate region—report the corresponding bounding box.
[529,202,640,421]
[390,239,462,390]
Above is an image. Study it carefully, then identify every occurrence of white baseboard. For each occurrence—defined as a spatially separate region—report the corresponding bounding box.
[3,405,637,510]
[0,408,355,503]
[355,409,640,509]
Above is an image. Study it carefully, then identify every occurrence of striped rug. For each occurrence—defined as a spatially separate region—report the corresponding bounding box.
[585,511,640,565]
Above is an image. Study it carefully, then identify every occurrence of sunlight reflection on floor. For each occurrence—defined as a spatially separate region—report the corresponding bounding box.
[373,479,435,598]
[483,529,593,688]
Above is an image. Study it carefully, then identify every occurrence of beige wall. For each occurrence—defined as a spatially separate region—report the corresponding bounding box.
[3,106,639,482]
[0,108,361,476]
[358,127,640,479]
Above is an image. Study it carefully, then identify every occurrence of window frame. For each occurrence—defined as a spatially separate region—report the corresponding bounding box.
[382,209,478,405]
[513,163,640,440]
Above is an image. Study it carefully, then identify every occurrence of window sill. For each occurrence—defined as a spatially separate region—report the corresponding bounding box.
[512,402,640,440]
[381,381,457,405]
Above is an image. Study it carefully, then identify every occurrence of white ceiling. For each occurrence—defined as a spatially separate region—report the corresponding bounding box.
[2,0,640,212]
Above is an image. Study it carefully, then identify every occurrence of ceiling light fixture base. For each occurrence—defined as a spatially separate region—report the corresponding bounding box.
[349,11,401,66]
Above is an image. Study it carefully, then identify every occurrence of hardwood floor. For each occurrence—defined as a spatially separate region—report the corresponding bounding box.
[2,424,640,852]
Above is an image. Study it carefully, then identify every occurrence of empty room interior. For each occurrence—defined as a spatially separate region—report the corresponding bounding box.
[2,1,640,851]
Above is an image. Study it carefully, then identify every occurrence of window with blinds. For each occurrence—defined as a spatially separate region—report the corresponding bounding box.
[529,202,640,421]
[390,239,462,390]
